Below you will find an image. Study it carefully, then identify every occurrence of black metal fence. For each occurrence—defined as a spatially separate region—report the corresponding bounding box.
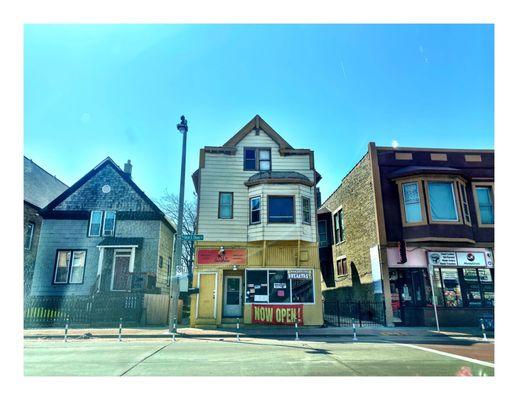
[323,300,386,327]
[24,293,144,328]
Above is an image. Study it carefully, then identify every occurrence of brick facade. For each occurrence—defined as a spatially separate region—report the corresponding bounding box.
[320,153,379,301]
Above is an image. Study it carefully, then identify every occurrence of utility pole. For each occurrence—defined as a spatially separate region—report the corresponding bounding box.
[169,115,188,333]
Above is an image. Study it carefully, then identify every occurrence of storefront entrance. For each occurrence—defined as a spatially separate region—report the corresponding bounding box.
[223,276,242,317]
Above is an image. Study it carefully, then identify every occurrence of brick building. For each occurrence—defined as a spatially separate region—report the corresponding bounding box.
[318,143,494,327]
[30,157,176,298]
[24,157,68,299]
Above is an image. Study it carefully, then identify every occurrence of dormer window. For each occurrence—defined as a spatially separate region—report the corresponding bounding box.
[244,147,271,171]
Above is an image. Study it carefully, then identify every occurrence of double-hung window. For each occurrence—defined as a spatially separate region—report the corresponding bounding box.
[53,250,86,284]
[302,196,311,224]
[268,196,294,223]
[89,211,103,236]
[103,211,116,236]
[318,220,328,247]
[218,192,233,219]
[402,182,423,223]
[427,181,459,222]
[250,196,261,224]
[333,209,344,243]
[475,185,494,225]
[89,210,116,236]
[336,258,347,275]
[244,148,271,171]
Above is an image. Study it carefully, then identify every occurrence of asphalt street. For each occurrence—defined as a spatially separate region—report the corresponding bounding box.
[24,336,494,376]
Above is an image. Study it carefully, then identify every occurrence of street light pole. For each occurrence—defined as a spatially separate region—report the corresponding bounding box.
[169,115,188,333]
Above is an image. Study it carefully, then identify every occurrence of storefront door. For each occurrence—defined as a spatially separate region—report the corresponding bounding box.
[223,276,242,317]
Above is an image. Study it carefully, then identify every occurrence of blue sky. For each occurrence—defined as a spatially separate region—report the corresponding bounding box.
[24,24,493,203]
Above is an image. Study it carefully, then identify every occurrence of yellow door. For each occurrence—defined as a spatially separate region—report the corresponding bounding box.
[198,273,216,319]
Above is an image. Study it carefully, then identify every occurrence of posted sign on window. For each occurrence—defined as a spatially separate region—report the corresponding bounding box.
[252,304,303,325]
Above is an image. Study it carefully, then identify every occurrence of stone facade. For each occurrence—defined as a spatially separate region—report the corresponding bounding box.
[320,153,379,302]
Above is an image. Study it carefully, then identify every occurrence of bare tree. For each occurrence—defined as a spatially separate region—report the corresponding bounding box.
[156,190,198,282]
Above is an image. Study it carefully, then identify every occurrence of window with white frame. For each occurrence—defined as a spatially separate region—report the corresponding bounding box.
[218,192,233,219]
[53,250,86,284]
[250,196,261,224]
[244,147,271,171]
[459,183,471,224]
[24,222,34,250]
[103,211,116,236]
[89,211,103,236]
[245,269,314,304]
[302,196,311,224]
[402,182,423,223]
[427,181,459,222]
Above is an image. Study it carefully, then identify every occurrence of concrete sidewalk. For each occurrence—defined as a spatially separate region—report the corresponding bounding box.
[24,325,492,340]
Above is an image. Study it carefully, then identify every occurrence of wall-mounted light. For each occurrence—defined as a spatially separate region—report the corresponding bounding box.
[232,265,238,271]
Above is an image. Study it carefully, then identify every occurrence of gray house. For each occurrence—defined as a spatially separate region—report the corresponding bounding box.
[30,157,176,298]
[24,157,69,299]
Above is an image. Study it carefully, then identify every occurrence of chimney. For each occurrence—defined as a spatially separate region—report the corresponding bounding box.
[124,160,132,178]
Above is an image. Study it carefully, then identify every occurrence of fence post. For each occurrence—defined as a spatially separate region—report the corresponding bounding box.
[357,301,362,327]
[118,318,123,342]
[295,319,299,341]
[172,317,177,342]
[336,301,341,327]
[236,318,240,342]
[64,318,69,342]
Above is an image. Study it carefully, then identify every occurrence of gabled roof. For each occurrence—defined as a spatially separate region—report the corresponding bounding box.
[223,115,293,149]
[24,156,69,209]
[41,157,176,233]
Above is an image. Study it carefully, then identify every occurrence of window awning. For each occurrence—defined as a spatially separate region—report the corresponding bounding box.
[388,166,467,180]
[97,237,143,248]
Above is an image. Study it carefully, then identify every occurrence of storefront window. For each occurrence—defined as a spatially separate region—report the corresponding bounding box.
[245,270,268,303]
[291,279,314,303]
[440,268,463,307]
[432,268,445,306]
[268,270,291,303]
[246,269,314,304]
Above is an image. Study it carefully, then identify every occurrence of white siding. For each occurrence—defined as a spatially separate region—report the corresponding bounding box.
[198,129,317,242]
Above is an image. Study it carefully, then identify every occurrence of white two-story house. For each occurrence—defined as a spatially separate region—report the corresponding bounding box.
[190,115,324,328]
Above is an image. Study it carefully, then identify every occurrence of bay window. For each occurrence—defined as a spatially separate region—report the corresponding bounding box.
[401,182,423,223]
[427,181,459,222]
[245,269,314,304]
[302,196,311,224]
[268,196,294,223]
[250,196,261,224]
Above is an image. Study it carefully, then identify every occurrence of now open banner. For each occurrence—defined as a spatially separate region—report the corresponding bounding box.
[252,304,303,325]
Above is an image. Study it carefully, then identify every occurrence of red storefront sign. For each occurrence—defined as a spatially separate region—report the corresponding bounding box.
[252,304,303,325]
[197,248,247,265]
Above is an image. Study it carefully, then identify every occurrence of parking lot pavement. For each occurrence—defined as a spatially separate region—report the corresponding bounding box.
[24,337,494,376]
